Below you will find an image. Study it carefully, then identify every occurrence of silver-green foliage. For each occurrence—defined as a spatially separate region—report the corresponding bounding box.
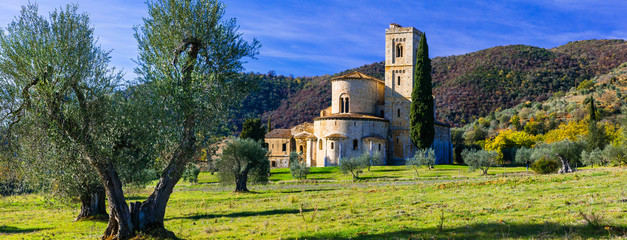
[216,138,269,191]
[582,145,627,167]
[364,150,383,171]
[533,140,585,165]
[339,153,369,180]
[514,147,535,165]
[289,152,309,180]
[406,148,435,177]
[0,3,121,197]
[462,149,498,175]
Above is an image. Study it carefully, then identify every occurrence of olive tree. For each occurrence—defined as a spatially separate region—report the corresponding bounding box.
[462,149,498,175]
[0,3,123,224]
[0,1,258,238]
[289,152,309,180]
[339,153,368,180]
[406,148,435,178]
[216,138,269,191]
[119,0,259,237]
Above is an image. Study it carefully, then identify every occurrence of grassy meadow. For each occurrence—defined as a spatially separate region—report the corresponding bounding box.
[1,165,626,239]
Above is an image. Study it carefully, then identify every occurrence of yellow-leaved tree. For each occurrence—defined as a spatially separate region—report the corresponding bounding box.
[484,129,538,163]
[543,120,588,143]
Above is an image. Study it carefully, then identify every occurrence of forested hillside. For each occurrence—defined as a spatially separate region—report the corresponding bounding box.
[235,39,627,130]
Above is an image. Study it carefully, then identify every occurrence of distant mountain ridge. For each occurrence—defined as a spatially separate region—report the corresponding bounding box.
[236,39,627,130]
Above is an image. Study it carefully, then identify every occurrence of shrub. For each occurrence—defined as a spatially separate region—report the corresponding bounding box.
[531,156,560,174]
[576,79,595,92]
[606,144,627,166]
[462,149,498,175]
[580,148,607,167]
[289,152,309,180]
[406,148,435,178]
[182,163,201,184]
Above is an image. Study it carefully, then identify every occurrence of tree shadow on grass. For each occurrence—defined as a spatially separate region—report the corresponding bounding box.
[358,176,401,180]
[167,208,324,221]
[285,222,626,240]
[0,226,49,234]
[278,188,337,194]
[369,168,405,173]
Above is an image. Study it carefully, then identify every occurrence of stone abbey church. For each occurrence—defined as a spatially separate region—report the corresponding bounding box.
[265,24,452,168]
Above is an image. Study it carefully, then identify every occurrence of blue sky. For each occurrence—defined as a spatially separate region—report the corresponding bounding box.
[1,0,625,80]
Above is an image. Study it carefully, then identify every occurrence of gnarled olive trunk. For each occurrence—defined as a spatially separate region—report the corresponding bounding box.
[129,120,195,232]
[235,173,249,192]
[76,186,107,221]
[117,40,200,236]
[99,163,134,240]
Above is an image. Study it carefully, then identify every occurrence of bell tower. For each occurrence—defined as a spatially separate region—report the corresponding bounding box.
[384,23,422,161]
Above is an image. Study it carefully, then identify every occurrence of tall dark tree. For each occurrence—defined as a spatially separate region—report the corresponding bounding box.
[240,118,266,142]
[586,96,606,150]
[409,33,435,149]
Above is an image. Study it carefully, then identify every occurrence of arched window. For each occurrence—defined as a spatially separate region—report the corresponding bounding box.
[397,109,400,118]
[339,94,350,113]
[378,144,381,151]
[397,76,401,86]
[319,139,322,150]
[299,145,304,153]
[396,44,403,58]
[353,139,358,150]
[331,142,334,150]
[339,97,344,113]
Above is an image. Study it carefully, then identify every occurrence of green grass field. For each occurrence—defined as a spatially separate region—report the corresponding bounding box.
[1,165,626,239]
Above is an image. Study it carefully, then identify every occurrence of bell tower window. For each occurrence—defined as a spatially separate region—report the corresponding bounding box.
[396,44,403,58]
[339,94,350,113]
[340,98,344,113]
[397,76,401,86]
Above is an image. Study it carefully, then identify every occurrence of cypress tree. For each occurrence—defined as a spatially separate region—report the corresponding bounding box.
[409,33,435,149]
[241,118,266,142]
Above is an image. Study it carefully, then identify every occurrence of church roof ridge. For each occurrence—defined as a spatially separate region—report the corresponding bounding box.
[265,129,293,139]
[331,71,383,83]
[314,113,388,122]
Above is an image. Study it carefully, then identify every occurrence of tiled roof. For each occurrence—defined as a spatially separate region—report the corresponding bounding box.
[314,113,388,122]
[331,71,384,83]
[293,132,312,139]
[325,133,348,139]
[363,135,386,141]
[265,129,293,139]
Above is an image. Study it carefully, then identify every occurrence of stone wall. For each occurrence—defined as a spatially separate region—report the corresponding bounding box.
[312,118,388,167]
[267,138,294,168]
[331,78,383,115]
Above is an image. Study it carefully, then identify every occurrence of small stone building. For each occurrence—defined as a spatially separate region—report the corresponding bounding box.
[265,24,453,168]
